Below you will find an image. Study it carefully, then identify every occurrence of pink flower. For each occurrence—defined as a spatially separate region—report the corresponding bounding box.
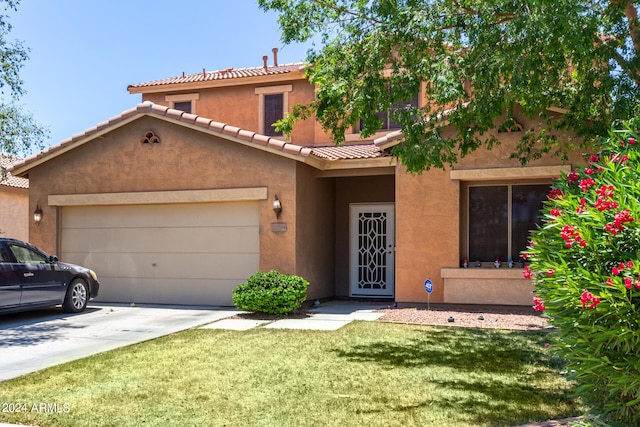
[567,171,579,183]
[533,297,546,312]
[584,168,594,175]
[548,189,564,200]
[589,155,600,163]
[546,269,554,276]
[606,278,614,287]
[523,266,533,279]
[628,261,634,268]
[624,278,633,289]
[629,138,636,145]
[550,209,561,217]
[612,266,620,276]
[581,291,601,310]
[522,253,528,260]
[579,178,596,191]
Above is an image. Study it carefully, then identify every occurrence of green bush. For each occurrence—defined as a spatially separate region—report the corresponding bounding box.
[526,118,640,425]
[232,270,308,315]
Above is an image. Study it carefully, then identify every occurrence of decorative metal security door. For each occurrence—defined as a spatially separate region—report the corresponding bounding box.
[350,204,395,297]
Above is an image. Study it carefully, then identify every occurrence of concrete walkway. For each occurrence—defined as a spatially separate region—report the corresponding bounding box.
[201,301,386,331]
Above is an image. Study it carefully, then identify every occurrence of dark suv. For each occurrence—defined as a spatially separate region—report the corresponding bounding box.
[0,238,99,314]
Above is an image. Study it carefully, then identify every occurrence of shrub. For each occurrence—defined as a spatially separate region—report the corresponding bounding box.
[526,118,640,425]
[232,270,308,315]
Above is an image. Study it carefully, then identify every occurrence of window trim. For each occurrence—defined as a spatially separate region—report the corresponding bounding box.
[165,93,199,114]
[255,84,292,137]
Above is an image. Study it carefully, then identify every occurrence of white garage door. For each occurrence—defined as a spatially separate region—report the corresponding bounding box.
[60,201,259,306]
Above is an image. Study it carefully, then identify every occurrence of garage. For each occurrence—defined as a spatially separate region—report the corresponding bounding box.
[59,199,260,306]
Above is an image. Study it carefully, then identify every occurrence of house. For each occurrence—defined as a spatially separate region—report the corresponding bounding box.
[8,50,584,307]
[0,156,29,241]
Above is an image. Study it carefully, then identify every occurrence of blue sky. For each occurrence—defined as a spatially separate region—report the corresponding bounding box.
[9,0,313,151]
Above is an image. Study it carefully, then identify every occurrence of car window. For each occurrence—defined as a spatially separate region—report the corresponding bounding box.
[0,247,12,263]
[9,245,48,264]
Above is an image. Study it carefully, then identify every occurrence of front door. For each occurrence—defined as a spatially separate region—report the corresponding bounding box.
[350,204,395,298]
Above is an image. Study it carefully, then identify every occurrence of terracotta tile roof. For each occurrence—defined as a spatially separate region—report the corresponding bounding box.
[0,156,28,189]
[9,102,394,176]
[128,63,306,90]
[311,144,388,160]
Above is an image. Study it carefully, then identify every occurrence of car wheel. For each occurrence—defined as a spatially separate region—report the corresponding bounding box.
[62,279,89,313]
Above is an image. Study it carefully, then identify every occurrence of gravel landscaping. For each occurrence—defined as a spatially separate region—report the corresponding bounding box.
[376,303,549,331]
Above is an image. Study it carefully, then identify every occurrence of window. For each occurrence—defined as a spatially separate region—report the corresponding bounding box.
[173,101,192,114]
[263,94,284,136]
[467,184,549,263]
[165,93,199,114]
[360,92,419,132]
[255,85,292,137]
[9,245,48,264]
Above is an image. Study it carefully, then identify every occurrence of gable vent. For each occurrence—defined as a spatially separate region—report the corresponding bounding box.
[140,130,160,144]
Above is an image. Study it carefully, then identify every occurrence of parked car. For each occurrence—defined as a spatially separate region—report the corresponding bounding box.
[0,238,99,315]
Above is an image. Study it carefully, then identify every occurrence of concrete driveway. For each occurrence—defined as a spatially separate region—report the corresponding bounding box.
[0,303,240,382]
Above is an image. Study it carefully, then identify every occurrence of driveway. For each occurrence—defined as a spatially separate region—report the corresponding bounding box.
[0,303,240,382]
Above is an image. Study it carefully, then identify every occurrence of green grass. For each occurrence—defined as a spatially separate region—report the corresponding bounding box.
[0,322,581,427]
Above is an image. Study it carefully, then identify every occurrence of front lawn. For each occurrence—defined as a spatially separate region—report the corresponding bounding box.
[0,322,581,427]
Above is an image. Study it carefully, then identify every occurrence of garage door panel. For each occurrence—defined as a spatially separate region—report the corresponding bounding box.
[62,202,259,229]
[64,252,258,281]
[61,201,260,306]
[98,277,239,306]
[61,226,259,254]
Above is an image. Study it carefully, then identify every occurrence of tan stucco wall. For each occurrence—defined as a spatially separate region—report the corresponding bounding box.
[394,123,588,304]
[0,186,29,241]
[295,164,336,300]
[334,175,395,297]
[143,80,318,146]
[27,116,299,282]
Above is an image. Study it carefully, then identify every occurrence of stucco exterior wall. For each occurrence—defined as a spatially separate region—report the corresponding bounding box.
[334,175,395,297]
[0,186,29,241]
[295,164,336,300]
[27,116,298,278]
[395,124,587,304]
[143,80,318,146]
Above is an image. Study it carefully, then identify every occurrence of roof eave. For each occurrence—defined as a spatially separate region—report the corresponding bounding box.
[127,70,307,94]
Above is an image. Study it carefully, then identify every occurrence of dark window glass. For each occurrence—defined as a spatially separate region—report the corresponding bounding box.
[9,245,47,264]
[173,101,191,114]
[264,94,284,136]
[360,92,419,131]
[469,186,508,262]
[511,185,549,260]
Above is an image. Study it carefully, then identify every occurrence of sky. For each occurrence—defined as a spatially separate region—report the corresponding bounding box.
[8,0,314,152]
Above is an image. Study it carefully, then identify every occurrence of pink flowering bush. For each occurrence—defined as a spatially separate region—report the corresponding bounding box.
[526,119,640,425]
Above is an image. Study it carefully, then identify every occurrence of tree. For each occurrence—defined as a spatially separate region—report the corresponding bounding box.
[0,0,47,166]
[258,0,640,172]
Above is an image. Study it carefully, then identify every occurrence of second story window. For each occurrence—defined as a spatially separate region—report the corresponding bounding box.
[256,85,292,137]
[264,94,284,136]
[360,92,419,132]
[165,93,199,114]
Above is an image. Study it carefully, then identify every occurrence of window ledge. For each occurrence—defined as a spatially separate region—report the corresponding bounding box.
[450,165,571,181]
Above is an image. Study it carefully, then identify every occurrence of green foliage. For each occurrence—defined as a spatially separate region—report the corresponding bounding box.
[0,0,48,160]
[259,0,640,172]
[232,270,308,315]
[527,118,640,425]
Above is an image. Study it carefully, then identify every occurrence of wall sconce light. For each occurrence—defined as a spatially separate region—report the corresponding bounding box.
[33,205,43,224]
[272,195,282,219]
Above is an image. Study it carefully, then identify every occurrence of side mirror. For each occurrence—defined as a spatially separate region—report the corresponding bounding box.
[49,255,59,263]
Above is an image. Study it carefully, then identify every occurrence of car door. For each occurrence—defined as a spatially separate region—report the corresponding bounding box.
[7,243,66,306]
[0,243,22,308]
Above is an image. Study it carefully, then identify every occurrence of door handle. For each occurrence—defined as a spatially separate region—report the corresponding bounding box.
[23,272,34,277]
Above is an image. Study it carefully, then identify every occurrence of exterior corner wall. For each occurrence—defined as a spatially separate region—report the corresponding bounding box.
[394,166,459,303]
[0,186,29,241]
[294,164,336,300]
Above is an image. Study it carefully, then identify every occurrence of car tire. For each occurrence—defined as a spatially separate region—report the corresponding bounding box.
[62,279,89,313]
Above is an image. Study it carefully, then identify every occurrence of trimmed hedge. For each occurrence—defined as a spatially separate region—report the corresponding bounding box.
[232,270,308,315]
